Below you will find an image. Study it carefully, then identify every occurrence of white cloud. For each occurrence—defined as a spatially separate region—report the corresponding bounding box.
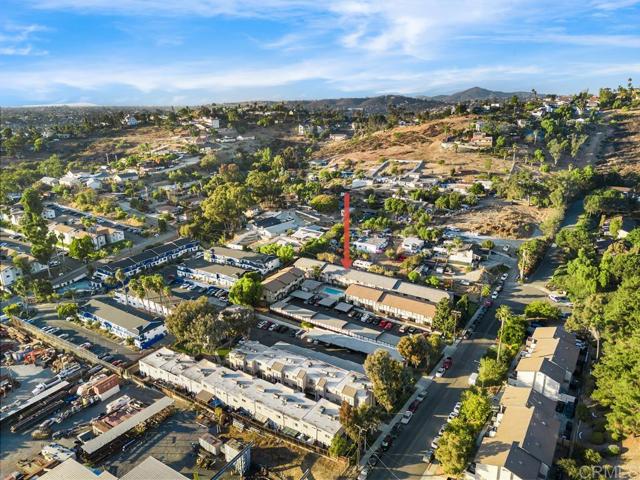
[0,23,49,56]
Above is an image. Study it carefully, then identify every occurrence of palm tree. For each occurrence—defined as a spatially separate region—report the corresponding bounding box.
[115,268,128,305]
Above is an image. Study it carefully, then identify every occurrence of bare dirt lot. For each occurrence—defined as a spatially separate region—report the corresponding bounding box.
[227,428,347,480]
[316,116,513,181]
[446,198,551,239]
[598,109,640,176]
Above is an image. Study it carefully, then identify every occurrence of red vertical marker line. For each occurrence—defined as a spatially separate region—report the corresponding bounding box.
[341,192,352,269]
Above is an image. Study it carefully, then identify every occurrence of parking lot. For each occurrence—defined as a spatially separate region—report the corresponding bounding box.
[30,303,146,364]
[250,316,368,365]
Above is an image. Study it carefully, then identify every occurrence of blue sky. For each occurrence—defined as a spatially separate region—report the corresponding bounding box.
[1,0,639,106]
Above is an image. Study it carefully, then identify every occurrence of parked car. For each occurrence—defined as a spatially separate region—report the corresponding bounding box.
[453,402,462,414]
[400,411,413,424]
[435,367,446,378]
[491,290,499,299]
[422,449,435,463]
[381,434,393,451]
[268,324,277,331]
[443,356,453,369]
[383,321,393,331]
[500,273,509,281]
[416,390,427,402]
[409,400,420,413]
[447,412,459,423]
[430,436,440,449]
[398,325,407,333]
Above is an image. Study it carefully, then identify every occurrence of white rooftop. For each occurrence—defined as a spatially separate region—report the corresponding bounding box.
[141,348,342,437]
[229,340,371,406]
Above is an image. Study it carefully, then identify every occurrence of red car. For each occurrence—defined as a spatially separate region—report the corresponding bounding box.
[443,357,453,369]
[484,299,493,307]
[384,321,394,331]
[408,400,420,413]
[378,320,388,328]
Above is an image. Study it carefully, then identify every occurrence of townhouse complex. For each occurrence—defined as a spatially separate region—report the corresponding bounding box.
[139,348,342,447]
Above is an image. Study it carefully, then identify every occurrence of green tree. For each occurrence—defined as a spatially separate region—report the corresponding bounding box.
[481,239,495,250]
[591,332,640,436]
[407,271,421,283]
[433,298,457,339]
[524,300,561,322]
[609,216,623,238]
[459,389,492,431]
[397,334,429,368]
[57,302,79,319]
[435,419,475,476]
[477,357,508,386]
[228,272,263,306]
[202,182,250,235]
[364,349,412,412]
[309,194,339,213]
[68,236,96,261]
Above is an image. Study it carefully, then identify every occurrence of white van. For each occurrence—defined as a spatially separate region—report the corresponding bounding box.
[468,372,478,386]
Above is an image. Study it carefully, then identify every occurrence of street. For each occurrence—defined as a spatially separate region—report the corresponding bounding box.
[367,199,586,479]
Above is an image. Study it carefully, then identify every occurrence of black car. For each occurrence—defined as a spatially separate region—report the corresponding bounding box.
[563,421,574,440]
[381,434,393,451]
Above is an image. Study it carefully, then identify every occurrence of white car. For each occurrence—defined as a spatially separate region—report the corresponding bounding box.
[416,391,427,402]
[401,411,413,424]
[500,273,509,281]
[491,291,499,299]
[453,402,462,414]
[430,436,440,449]
[357,467,370,480]
[447,412,459,423]
[438,424,447,436]
[435,367,446,378]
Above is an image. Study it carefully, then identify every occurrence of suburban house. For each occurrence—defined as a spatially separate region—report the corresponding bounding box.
[177,258,247,288]
[50,223,124,249]
[113,172,139,184]
[139,348,342,447]
[261,266,306,303]
[344,284,437,325]
[0,245,48,281]
[0,263,21,288]
[291,225,325,242]
[400,236,425,254]
[79,297,166,349]
[250,211,302,239]
[39,176,59,187]
[353,236,389,254]
[123,115,139,127]
[85,178,103,190]
[1,206,56,226]
[228,340,373,407]
[94,238,199,282]
[474,385,560,480]
[511,328,580,402]
[205,247,280,275]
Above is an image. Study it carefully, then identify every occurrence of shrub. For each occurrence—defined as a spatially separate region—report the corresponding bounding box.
[607,445,621,456]
[590,431,605,445]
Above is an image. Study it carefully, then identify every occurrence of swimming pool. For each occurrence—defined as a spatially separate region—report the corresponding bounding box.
[322,286,344,297]
[56,279,94,294]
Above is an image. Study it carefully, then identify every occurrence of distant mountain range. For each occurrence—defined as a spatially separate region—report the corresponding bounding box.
[428,86,535,103]
[286,87,536,112]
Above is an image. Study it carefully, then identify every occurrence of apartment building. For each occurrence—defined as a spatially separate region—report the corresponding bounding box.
[345,283,437,325]
[177,258,248,288]
[294,258,452,304]
[205,246,280,275]
[511,327,580,402]
[474,385,560,480]
[139,348,342,446]
[228,340,373,407]
[94,238,199,282]
[261,266,306,303]
[79,297,166,349]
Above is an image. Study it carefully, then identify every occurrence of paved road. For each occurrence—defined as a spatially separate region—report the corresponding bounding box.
[368,199,587,479]
[367,289,501,480]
